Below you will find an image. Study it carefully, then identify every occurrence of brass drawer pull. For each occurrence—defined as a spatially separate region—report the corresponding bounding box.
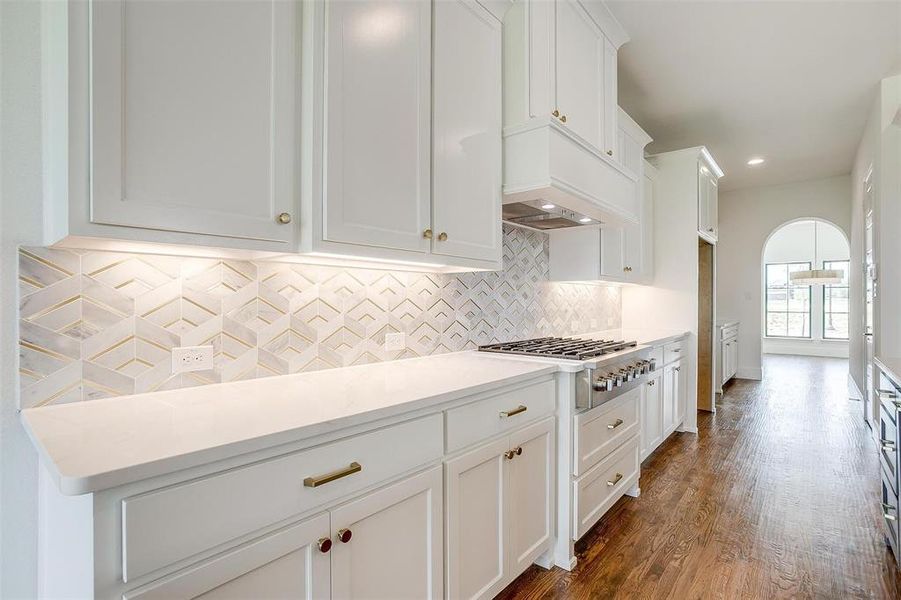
[304,462,362,488]
[878,389,897,398]
[882,439,896,451]
[500,405,527,418]
[607,418,624,430]
[883,503,897,521]
[607,472,623,487]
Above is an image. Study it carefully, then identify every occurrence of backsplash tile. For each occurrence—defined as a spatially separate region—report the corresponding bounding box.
[18,225,620,407]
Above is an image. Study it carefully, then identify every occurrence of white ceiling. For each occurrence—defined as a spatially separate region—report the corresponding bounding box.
[607,0,901,192]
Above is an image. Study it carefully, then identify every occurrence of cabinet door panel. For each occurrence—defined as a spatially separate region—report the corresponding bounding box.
[90,0,295,244]
[330,467,442,599]
[600,226,625,279]
[663,364,676,435]
[123,515,330,600]
[507,417,554,575]
[697,165,710,235]
[640,167,656,281]
[708,175,719,241]
[674,360,684,427]
[623,221,641,281]
[323,0,431,253]
[554,0,603,148]
[432,0,502,263]
[641,373,663,458]
[445,438,508,600]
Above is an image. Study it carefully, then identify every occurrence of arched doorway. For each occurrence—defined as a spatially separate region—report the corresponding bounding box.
[761,219,850,356]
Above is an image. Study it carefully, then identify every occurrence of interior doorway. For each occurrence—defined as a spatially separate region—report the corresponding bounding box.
[698,239,715,412]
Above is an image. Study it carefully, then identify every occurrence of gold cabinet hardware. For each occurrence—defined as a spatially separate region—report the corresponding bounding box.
[337,528,353,543]
[606,150,614,157]
[303,462,362,488]
[514,446,523,456]
[317,537,332,553]
[623,266,629,273]
[552,109,560,118]
[438,232,448,242]
[707,227,714,232]
[560,115,567,123]
[607,418,624,430]
[423,228,433,239]
[607,472,623,487]
[277,212,292,224]
[882,439,896,452]
[499,405,527,418]
[504,450,516,460]
[674,366,681,372]
[648,380,656,386]
[883,504,897,521]
[878,389,897,398]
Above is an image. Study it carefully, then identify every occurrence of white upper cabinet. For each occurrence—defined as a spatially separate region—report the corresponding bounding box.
[302,0,503,270]
[431,0,503,264]
[502,0,638,226]
[317,0,431,255]
[698,161,720,243]
[55,0,503,270]
[554,0,607,149]
[63,0,298,251]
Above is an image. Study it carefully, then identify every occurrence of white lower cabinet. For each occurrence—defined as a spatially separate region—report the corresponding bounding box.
[123,514,331,600]
[663,359,683,437]
[330,466,443,599]
[640,370,663,460]
[445,417,554,600]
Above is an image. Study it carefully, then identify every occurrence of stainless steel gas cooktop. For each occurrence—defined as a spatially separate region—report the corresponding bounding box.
[477,337,638,361]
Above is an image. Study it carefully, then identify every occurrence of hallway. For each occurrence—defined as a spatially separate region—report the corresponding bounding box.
[498,355,901,599]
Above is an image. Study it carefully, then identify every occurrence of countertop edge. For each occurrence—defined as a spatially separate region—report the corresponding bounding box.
[24,364,559,496]
[875,356,901,385]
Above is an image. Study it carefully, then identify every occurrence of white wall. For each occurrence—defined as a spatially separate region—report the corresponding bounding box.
[1,1,44,596]
[716,175,852,379]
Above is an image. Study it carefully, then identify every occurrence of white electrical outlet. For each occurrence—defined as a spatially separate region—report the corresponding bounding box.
[171,345,214,374]
[385,332,405,351]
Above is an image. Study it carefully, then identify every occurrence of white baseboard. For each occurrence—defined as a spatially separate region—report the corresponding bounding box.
[736,367,762,380]
[848,373,863,401]
[762,339,849,358]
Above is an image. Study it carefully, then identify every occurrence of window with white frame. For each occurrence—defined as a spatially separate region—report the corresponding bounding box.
[765,262,812,338]
[823,260,850,339]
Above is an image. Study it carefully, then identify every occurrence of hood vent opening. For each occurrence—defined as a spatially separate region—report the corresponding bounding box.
[502,200,599,230]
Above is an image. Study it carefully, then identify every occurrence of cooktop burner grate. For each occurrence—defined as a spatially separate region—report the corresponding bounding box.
[478,337,637,360]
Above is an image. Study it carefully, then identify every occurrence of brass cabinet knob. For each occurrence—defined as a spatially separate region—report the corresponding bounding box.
[560,115,567,123]
[514,446,523,456]
[277,212,292,224]
[318,537,332,553]
[423,228,433,239]
[648,380,656,387]
[438,232,448,242]
[552,109,560,118]
[504,450,516,460]
[606,150,614,157]
[337,528,352,543]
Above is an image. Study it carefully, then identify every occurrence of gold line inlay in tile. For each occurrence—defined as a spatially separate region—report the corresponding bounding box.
[34,381,81,407]
[19,249,75,277]
[20,341,75,362]
[19,275,46,290]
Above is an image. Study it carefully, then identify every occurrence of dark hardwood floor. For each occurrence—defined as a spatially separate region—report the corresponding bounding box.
[498,355,901,599]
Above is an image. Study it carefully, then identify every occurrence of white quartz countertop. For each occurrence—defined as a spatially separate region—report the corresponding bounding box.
[21,353,557,496]
[875,356,901,386]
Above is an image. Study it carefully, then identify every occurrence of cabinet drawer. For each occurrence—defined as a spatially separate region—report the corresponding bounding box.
[663,339,684,365]
[881,404,898,495]
[445,378,555,453]
[573,386,640,476]
[878,372,900,424]
[122,414,443,582]
[572,435,640,540]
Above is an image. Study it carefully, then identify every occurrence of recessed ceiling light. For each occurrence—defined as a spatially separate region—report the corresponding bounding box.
[579,217,592,223]
[747,157,765,166]
[541,203,556,209]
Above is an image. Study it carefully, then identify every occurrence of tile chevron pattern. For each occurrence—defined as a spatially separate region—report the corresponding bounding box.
[18,225,620,407]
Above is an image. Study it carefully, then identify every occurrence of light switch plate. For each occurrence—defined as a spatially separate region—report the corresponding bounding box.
[385,332,405,351]
[172,345,214,374]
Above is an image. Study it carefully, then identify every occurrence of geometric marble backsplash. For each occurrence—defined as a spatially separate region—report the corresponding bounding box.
[18,224,620,408]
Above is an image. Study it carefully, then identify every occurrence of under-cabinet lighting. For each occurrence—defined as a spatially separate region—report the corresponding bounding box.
[747,157,765,166]
[579,217,592,223]
[541,203,556,209]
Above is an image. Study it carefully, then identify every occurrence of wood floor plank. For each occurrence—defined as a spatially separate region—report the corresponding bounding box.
[497,355,901,599]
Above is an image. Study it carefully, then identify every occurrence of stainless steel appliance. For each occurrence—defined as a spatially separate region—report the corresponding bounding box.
[478,337,655,411]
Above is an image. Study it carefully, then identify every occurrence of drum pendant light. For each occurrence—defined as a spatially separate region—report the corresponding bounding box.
[789,221,843,285]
